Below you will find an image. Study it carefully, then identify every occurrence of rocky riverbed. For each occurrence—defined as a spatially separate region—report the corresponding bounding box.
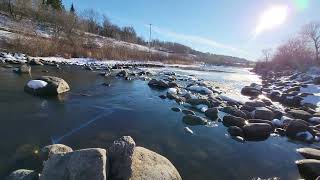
[1,52,320,179]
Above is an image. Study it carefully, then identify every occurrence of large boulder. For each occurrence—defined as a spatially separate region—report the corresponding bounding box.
[223,115,247,128]
[6,169,38,180]
[204,108,218,120]
[227,126,244,137]
[182,115,207,126]
[24,76,70,96]
[108,136,181,180]
[40,148,107,180]
[241,86,261,97]
[253,107,275,120]
[296,159,320,180]
[297,148,320,160]
[108,136,136,180]
[288,109,312,121]
[220,106,247,118]
[242,123,273,140]
[40,144,73,161]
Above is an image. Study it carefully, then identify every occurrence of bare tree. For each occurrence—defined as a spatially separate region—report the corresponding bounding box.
[301,22,320,62]
[261,48,272,63]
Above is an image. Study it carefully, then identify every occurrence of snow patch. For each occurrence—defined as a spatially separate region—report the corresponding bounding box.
[27,80,48,89]
[196,104,208,112]
[167,88,178,95]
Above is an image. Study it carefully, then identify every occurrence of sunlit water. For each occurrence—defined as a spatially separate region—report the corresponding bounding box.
[0,64,317,179]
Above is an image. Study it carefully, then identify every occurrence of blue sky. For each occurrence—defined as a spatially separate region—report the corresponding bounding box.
[62,0,319,60]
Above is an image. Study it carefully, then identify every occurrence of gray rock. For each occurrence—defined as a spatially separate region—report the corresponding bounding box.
[130,147,182,180]
[40,144,73,161]
[297,148,320,160]
[253,107,275,120]
[40,148,107,180]
[108,136,136,180]
[186,98,211,107]
[13,64,31,74]
[182,109,195,115]
[241,86,261,97]
[296,159,320,180]
[243,123,273,140]
[204,108,218,120]
[24,76,70,96]
[148,79,169,89]
[285,120,314,140]
[220,106,247,118]
[171,107,181,112]
[223,115,247,128]
[6,169,38,180]
[182,115,207,126]
[245,101,266,107]
[117,70,128,77]
[29,59,43,66]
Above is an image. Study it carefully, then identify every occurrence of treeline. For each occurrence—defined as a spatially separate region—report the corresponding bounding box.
[255,22,320,73]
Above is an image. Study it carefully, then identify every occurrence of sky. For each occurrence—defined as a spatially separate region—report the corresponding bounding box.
[62,0,320,60]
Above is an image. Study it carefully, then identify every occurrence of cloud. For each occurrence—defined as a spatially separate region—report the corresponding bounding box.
[150,25,247,55]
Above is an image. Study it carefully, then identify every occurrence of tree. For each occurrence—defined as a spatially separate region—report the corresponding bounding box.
[46,0,63,10]
[261,48,272,63]
[301,22,320,62]
[70,3,75,13]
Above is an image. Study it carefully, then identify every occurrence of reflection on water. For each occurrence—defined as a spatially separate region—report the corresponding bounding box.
[0,64,312,179]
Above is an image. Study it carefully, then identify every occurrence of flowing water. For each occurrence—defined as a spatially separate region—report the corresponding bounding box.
[0,64,317,179]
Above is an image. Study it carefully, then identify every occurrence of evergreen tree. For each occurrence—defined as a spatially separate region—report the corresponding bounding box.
[70,3,75,13]
[46,0,63,10]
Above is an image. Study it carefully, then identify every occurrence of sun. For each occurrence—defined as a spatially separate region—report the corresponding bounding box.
[254,5,288,36]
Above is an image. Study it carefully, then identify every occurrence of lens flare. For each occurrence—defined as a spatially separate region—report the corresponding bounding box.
[254,5,288,36]
[294,0,309,10]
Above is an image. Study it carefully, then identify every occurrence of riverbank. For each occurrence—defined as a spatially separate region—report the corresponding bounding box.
[1,51,320,179]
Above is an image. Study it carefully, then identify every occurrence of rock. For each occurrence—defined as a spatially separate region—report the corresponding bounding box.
[227,126,244,137]
[182,109,195,115]
[253,107,275,120]
[130,147,182,180]
[220,106,247,118]
[85,66,93,71]
[242,123,273,140]
[269,91,281,101]
[159,95,167,99]
[241,86,261,97]
[148,79,169,89]
[296,159,320,180]
[29,59,43,66]
[40,144,73,161]
[313,76,320,85]
[108,136,135,180]
[6,169,38,180]
[24,76,70,96]
[171,107,181,112]
[248,119,274,128]
[40,148,107,180]
[168,82,178,88]
[285,120,314,141]
[223,115,247,128]
[288,109,312,121]
[117,70,128,77]
[240,105,256,112]
[186,98,211,107]
[245,101,266,107]
[182,115,207,126]
[13,64,31,74]
[204,108,218,120]
[297,148,320,160]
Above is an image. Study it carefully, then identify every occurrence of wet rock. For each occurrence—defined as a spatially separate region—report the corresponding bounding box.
[313,76,320,85]
[223,115,247,128]
[296,159,320,180]
[243,123,273,140]
[24,76,70,96]
[40,144,73,161]
[40,148,107,180]
[220,106,247,118]
[288,109,312,121]
[117,70,128,77]
[240,105,256,112]
[182,109,195,115]
[29,59,43,66]
[204,108,218,120]
[148,79,169,89]
[171,107,181,112]
[227,126,244,137]
[269,91,281,101]
[6,169,38,180]
[186,98,211,107]
[241,86,261,97]
[108,136,135,180]
[159,95,167,99]
[297,148,320,160]
[13,64,31,74]
[253,107,275,120]
[285,120,314,141]
[168,82,178,88]
[182,115,207,126]
[245,101,266,107]
[248,119,274,128]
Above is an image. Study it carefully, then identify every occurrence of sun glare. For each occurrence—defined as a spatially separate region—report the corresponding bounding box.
[254,5,288,36]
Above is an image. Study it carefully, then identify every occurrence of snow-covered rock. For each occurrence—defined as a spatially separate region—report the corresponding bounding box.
[167,88,178,95]
[187,85,213,94]
[27,80,48,89]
